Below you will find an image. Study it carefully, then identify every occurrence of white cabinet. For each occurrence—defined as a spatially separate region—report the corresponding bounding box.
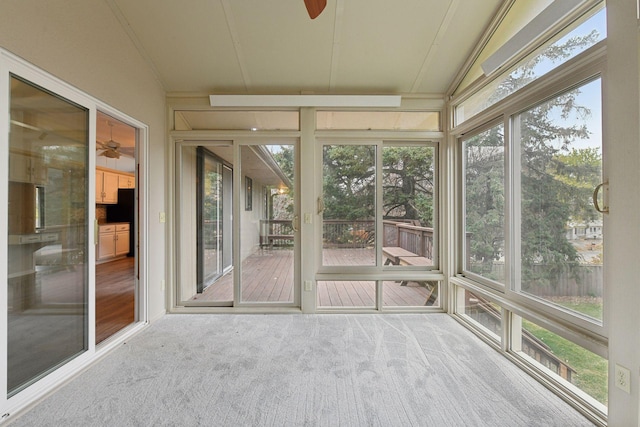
[115,224,130,256]
[118,174,135,189]
[97,223,130,261]
[96,170,119,204]
[9,153,47,185]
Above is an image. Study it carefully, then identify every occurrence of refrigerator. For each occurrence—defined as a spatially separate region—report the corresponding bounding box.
[106,188,135,257]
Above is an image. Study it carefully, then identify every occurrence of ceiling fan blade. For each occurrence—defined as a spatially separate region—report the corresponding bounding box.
[304,0,326,19]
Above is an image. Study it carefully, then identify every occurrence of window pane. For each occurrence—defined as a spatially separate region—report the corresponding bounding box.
[176,144,234,304]
[382,146,436,268]
[317,111,440,131]
[174,110,299,131]
[456,9,606,125]
[463,124,505,284]
[382,280,438,307]
[322,145,376,266]
[517,79,603,321]
[317,281,375,308]
[8,76,88,394]
[460,289,502,342]
[518,316,607,408]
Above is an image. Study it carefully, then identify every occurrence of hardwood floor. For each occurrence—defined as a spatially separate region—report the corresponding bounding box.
[96,257,135,344]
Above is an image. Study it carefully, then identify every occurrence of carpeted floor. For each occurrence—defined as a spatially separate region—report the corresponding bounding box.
[9,314,594,426]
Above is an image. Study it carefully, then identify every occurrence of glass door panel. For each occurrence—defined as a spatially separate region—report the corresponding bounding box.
[7,75,89,394]
[239,144,295,303]
[322,144,376,266]
[176,143,233,304]
[197,147,223,293]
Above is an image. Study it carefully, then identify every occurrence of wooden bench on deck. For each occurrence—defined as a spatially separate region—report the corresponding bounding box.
[382,246,419,265]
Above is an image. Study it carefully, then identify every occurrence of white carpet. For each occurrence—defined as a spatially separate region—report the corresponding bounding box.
[9,314,594,426]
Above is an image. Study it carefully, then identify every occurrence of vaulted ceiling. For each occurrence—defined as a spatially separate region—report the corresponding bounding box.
[106,0,503,96]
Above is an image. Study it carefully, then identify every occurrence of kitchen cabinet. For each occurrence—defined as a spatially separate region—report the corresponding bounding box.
[118,173,135,189]
[96,169,119,204]
[9,152,47,185]
[97,223,130,262]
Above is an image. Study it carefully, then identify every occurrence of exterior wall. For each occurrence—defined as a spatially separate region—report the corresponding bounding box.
[0,0,167,320]
[240,177,265,261]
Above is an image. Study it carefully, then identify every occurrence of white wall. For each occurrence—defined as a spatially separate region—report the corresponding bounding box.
[604,0,640,424]
[0,0,167,320]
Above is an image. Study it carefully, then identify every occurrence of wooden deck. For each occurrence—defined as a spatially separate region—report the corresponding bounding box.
[192,248,436,307]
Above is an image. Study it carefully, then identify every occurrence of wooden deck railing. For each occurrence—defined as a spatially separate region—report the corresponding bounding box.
[260,219,295,247]
[383,220,433,260]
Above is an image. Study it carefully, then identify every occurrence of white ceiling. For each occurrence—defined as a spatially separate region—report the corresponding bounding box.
[107,0,503,95]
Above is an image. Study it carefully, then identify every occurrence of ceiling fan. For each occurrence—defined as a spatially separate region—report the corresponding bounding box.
[97,122,122,159]
[304,0,326,19]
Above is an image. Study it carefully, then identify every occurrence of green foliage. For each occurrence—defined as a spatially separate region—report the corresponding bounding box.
[323,145,376,221]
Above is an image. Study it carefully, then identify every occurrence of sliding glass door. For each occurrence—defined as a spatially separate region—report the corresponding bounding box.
[7,75,89,394]
[176,139,299,307]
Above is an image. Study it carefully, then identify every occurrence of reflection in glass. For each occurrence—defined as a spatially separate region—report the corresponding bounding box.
[322,145,376,266]
[7,76,88,394]
[463,124,505,284]
[517,79,603,321]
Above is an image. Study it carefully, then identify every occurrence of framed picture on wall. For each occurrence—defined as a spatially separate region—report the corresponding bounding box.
[245,176,252,211]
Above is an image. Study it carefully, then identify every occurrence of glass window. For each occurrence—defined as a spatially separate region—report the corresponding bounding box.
[462,123,505,284]
[382,280,438,307]
[317,111,440,131]
[317,281,376,308]
[456,9,606,125]
[459,289,502,342]
[174,110,300,131]
[382,145,437,268]
[514,78,603,322]
[515,315,608,408]
[7,75,89,395]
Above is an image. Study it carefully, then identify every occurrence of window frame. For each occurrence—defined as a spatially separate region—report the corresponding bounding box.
[452,45,607,339]
[317,138,441,275]
[459,118,509,292]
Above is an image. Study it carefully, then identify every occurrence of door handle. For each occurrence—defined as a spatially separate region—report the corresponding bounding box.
[317,197,324,214]
[292,215,299,233]
[593,182,609,214]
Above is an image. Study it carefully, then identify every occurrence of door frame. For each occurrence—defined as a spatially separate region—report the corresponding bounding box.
[171,136,301,310]
[0,47,149,418]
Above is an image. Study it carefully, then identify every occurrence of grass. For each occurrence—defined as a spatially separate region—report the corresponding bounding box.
[552,299,603,321]
[523,319,608,405]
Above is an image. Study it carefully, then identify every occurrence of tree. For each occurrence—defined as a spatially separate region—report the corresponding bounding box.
[465,30,602,288]
[382,146,435,227]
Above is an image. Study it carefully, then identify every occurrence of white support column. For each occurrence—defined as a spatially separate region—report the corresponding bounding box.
[299,108,317,313]
[605,0,640,424]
